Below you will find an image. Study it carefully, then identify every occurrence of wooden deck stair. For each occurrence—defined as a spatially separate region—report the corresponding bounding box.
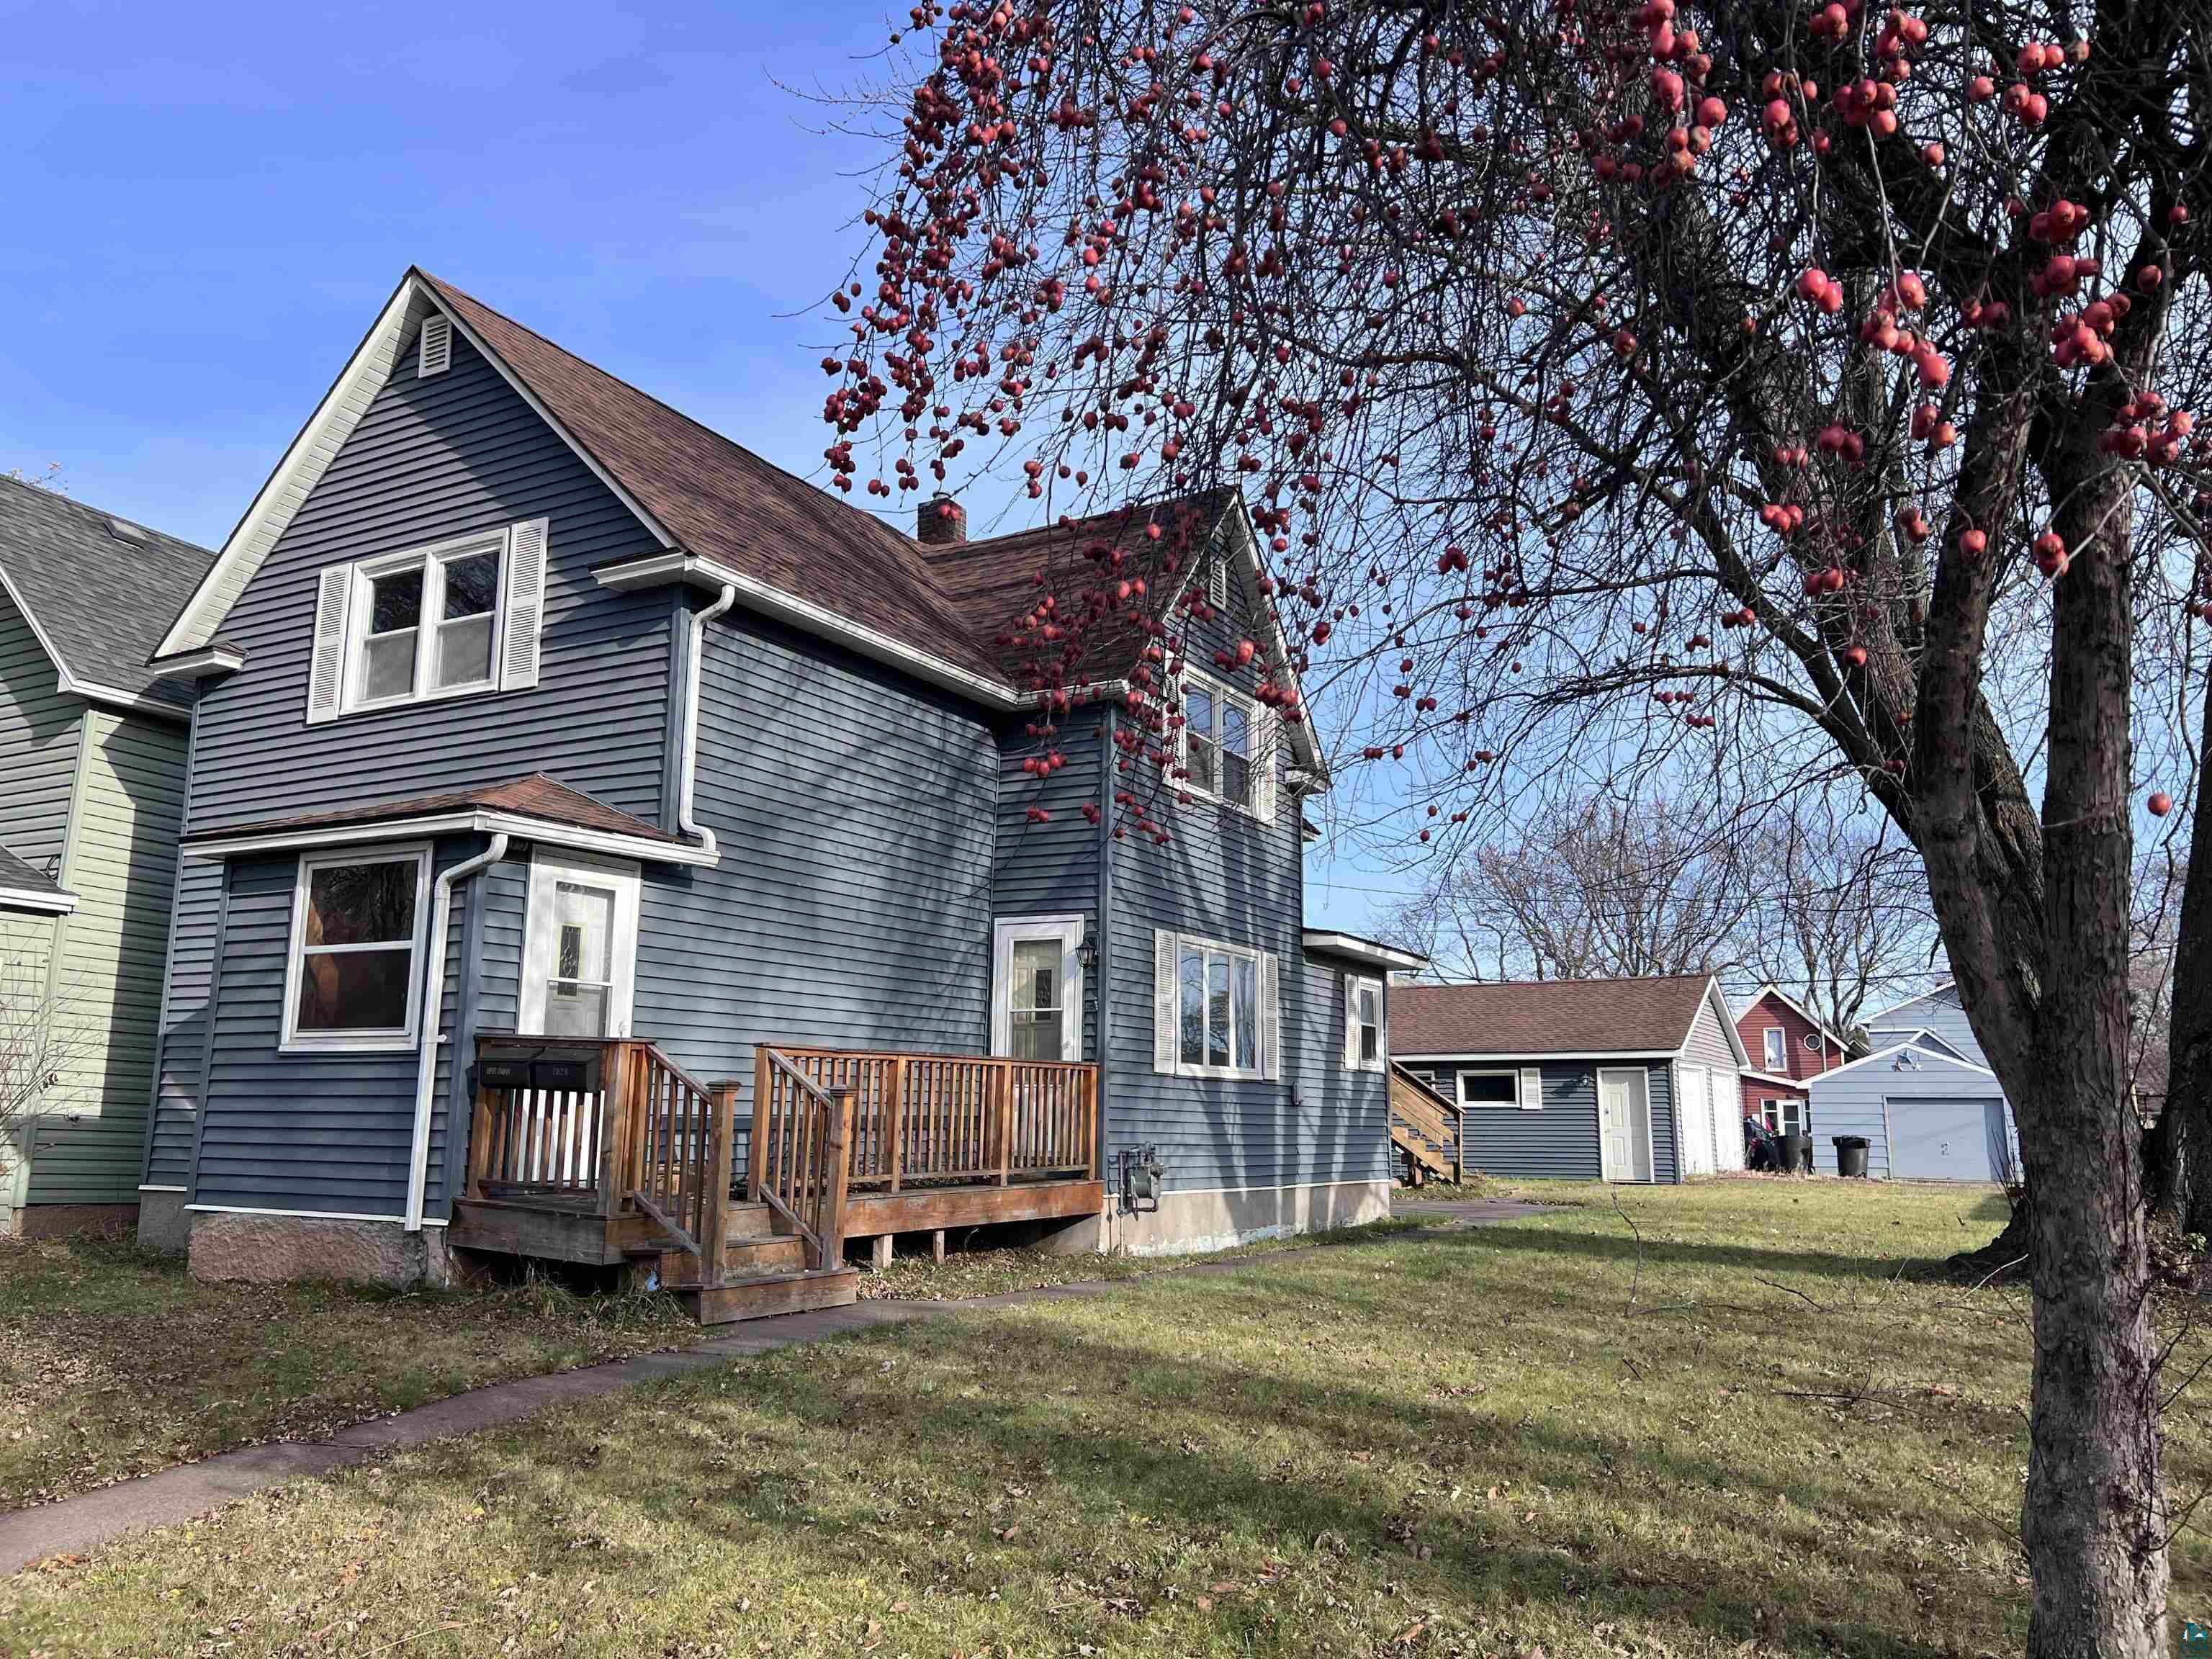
[1388,1063,1462,1185]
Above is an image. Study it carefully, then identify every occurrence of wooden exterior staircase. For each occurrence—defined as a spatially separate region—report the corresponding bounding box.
[450,1034,1102,1323]
[1389,1062,1462,1185]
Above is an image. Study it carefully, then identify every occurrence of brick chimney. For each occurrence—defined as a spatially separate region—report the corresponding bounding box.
[918,493,967,545]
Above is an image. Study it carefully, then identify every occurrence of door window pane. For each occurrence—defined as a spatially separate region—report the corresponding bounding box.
[1179,945,1205,1065]
[1184,687,1217,794]
[1207,953,1231,1067]
[544,882,614,1038]
[545,982,609,1037]
[1010,938,1063,1061]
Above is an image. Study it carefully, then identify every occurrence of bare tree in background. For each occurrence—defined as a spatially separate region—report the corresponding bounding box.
[1384,793,1750,979]
[1743,805,1936,1035]
[0,928,69,1223]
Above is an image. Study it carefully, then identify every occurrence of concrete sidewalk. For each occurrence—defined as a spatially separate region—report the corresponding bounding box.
[0,1204,1547,1575]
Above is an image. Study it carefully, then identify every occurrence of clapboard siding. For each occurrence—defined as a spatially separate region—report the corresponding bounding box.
[992,706,1105,1058]
[1866,985,1992,1069]
[144,854,222,1185]
[1424,1062,1604,1180]
[1646,1061,1679,1184]
[0,587,80,868]
[25,709,190,1203]
[189,840,479,1217]
[630,611,997,1130]
[0,915,60,1207]
[181,328,673,837]
[1103,564,1377,1197]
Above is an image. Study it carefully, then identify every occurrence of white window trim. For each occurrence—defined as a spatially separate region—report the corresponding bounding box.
[518,848,642,1038]
[280,842,433,1054]
[1762,1026,1788,1071]
[1172,669,1265,817]
[1175,934,1269,1079]
[1456,1067,1523,1108]
[991,915,1085,1063]
[1345,971,1386,1074]
[343,529,508,716]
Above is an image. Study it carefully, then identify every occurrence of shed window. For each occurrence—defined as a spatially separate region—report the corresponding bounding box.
[1763,1027,1787,1071]
[1457,1070,1519,1106]
[283,846,430,1051]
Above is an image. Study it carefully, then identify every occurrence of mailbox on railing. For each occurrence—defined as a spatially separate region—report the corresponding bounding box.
[479,1040,602,1096]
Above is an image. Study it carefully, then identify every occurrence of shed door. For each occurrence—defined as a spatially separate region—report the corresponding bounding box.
[1598,1069,1652,1182]
[1887,1097,2005,1182]
[1709,1071,1744,1171]
[1678,1066,1712,1174]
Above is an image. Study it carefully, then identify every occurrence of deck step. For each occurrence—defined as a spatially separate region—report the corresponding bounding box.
[679,1267,860,1326]
[725,1201,781,1240]
[655,1234,808,1287]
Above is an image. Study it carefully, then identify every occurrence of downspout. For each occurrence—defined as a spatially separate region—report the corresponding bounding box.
[404,832,509,1232]
[1094,703,1115,1234]
[678,585,738,856]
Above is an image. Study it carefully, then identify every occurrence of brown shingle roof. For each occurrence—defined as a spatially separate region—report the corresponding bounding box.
[1393,974,1717,1058]
[184,774,682,846]
[417,272,1246,699]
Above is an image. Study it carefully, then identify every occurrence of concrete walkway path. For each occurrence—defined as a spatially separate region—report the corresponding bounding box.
[0,1204,1547,1575]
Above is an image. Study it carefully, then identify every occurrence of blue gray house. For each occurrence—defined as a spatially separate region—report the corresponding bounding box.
[1804,981,2018,1181]
[131,269,1414,1316]
[1392,974,1749,1182]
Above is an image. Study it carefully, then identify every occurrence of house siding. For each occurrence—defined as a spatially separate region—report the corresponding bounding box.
[1735,992,1849,1120]
[178,326,673,837]
[1411,1058,1681,1183]
[992,706,1105,1061]
[143,854,222,1187]
[628,610,999,1155]
[1806,1041,2013,1178]
[188,838,481,1218]
[1866,986,1990,1069]
[25,709,190,1205]
[1103,567,1377,1200]
[0,586,81,870]
[0,914,60,1210]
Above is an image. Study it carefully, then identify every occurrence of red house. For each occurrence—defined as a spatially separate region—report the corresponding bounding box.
[1733,985,1854,1136]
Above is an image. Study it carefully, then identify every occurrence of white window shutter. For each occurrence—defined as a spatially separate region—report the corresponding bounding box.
[1260,951,1281,1082]
[418,313,453,378]
[305,565,353,724]
[499,518,549,691]
[1154,930,1179,1074]
[1375,984,1390,1072]
[1252,706,1279,824]
[1343,973,1359,1069]
[1519,1066,1544,1110]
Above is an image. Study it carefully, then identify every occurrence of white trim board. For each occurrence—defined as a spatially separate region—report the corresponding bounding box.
[183,809,716,868]
[990,914,1085,1062]
[0,884,76,915]
[1397,1049,1676,1063]
[1806,1039,1997,1085]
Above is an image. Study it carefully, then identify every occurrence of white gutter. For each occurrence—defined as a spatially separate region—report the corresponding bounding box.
[403,832,509,1231]
[679,585,737,858]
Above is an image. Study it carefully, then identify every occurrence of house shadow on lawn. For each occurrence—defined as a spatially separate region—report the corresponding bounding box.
[316,1278,2026,1659]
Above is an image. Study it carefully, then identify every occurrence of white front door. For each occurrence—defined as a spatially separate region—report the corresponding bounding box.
[519,850,641,1038]
[991,916,1084,1061]
[1598,1069,1652,1182]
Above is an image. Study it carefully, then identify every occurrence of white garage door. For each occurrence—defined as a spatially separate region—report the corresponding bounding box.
[1709,1069,1744,1171]
[1889,1097,2008,1182]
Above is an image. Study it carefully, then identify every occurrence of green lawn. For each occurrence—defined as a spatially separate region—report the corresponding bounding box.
[0,1234,709,1509]
[10,1178,2204,1658]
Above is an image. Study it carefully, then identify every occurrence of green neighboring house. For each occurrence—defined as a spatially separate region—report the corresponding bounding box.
[0,476,212,1237]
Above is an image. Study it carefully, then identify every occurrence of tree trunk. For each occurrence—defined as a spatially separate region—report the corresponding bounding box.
[2015,459,2168,1658]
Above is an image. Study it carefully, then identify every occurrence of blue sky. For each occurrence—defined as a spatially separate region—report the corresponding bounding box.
[0,1,1410,929]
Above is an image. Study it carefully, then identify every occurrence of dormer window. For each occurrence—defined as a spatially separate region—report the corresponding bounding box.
[305,521,547,725]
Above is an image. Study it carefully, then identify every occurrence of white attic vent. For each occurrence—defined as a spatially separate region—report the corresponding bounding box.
[418,313,453,378]
[1207,550,1228,611]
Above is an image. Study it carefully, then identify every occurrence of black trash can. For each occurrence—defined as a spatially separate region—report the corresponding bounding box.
[1833,1135,1871,1178]
[1778,1131,1810,1174]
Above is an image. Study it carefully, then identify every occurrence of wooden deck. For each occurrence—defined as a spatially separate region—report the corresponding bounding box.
[447,1033,1102,1322]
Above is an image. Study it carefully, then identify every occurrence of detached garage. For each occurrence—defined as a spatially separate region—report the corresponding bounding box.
[1805,1036,2018,1182]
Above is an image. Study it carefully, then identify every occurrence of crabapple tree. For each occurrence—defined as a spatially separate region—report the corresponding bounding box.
[814,1,2212,1650]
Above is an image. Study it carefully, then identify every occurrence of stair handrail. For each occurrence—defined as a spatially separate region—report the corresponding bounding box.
[754,1048,855,1270]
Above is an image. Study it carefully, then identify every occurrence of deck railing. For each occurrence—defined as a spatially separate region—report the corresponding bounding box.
[468,1034,737,1278]
[759,1047,1097,1191]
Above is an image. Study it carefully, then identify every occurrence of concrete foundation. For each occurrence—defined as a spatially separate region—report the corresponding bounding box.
[187,1213,454,1288]
[1042,1177,1393,1257]
[136,1191,192,1253]
[1,1202,140,1241]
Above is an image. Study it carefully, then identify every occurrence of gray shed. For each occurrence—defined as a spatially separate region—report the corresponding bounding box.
[1804,1036,2016,1182]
